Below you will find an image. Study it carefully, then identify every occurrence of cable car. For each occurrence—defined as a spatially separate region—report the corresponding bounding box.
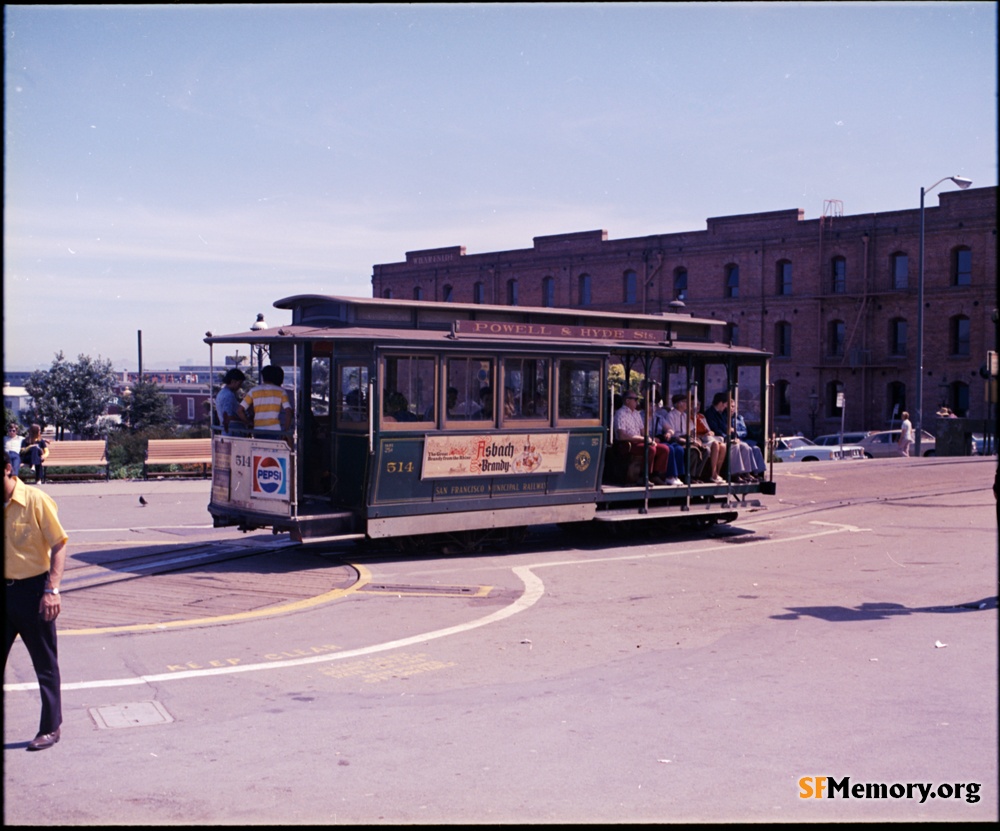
[205,295,774,547]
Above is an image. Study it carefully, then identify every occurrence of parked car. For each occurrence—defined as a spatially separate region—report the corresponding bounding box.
[858,429,936,458]
[772,436,867,462]
[814,432,872,447]
[971,433,996,456]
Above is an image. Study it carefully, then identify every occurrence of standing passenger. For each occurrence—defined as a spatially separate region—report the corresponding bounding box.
[237,365,292,434]
[215,368,246,435]
[4,455,68,750]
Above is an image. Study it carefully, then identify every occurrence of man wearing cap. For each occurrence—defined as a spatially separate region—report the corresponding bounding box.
[5,455,68,751]
[614,391,681,486]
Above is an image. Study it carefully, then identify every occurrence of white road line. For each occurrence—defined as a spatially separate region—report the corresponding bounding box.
[5,522,857,693]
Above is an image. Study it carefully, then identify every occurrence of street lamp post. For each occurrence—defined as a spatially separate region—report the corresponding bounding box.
[250,313,268,381]
[915,175,972,457]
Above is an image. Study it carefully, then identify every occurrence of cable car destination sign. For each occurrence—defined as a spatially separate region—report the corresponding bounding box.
[452,320,667,343]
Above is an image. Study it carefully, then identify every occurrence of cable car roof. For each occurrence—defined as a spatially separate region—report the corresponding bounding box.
[204,322,769,359]
[204,295,770,357]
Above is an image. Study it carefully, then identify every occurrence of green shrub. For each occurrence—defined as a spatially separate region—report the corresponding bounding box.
[109,463,144,480]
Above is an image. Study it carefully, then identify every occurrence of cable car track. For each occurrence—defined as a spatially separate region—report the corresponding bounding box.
[61,538,303,593]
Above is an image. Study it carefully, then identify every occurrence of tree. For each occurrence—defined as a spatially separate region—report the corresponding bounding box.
[608,363,645,396]
[25,352,118,439]
[119,379,177,432]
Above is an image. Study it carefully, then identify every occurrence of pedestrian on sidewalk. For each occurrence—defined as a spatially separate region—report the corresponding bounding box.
[4,455,68,750]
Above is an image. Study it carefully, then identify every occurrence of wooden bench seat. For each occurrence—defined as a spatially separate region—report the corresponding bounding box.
[27,440,109,481]
[144,438,212,479]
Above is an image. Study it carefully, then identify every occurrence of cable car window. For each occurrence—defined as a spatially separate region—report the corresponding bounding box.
[445,357,495,424]
[501,357,550,424]
[382,355,435,428]
[557,358,602,422]
[737,364,763,426]
[336,363,369,428]
[310,356,331,419]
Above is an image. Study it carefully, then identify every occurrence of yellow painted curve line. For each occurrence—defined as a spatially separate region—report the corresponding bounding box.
[60,562,373,636]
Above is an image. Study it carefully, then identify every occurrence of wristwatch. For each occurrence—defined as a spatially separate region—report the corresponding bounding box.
[44,587,60,595]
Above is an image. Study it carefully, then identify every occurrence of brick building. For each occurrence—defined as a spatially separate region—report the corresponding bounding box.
[372,186,997,438]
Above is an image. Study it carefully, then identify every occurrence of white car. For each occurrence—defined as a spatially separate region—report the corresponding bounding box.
[858,429,936,458]
[772,436,867,462]
[814,432,872,447]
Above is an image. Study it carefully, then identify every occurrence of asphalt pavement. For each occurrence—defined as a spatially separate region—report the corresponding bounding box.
[4,457,997,824]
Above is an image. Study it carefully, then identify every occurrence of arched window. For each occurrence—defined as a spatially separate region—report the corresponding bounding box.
[831,257,846,293]
[473,282,485,304]
[775,380,791,417]
[578,274,591,306]
[726,323,739,346]
[889,318,907,356]
[891,252,908,290]
[887,381,906,421]
[725,264,739,298]
[952,246,972,286]
[507,279,519,306]
[542,276,555,307]
[382,288,393,299]
[413,286,423,300]
[775,321,792,358]
[950,315,971,356]
[826,380,844,417]
[623,270,637,304]
[777,260,792,296]
[946,380,970,416]
[828,320,846,357]
[442,284,453,302]
[673,267,688,301]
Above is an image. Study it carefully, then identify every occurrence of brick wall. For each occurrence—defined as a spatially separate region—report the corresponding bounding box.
[371,187,997,437]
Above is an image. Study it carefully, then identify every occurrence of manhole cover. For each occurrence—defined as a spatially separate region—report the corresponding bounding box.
[89,701,174,729]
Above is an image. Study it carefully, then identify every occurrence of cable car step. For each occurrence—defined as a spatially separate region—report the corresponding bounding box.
[594,504,739,522]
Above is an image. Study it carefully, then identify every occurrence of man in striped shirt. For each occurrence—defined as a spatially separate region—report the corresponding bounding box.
[237,364,292,433]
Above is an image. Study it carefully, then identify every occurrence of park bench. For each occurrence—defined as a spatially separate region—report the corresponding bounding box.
[25,440,109,481]
[144,438,213,479]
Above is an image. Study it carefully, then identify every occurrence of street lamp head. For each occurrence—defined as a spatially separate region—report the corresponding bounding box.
[950,176,973,189]
[250,313,268,332]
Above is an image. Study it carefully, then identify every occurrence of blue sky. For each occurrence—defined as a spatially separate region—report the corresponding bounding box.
[4,2,997,371]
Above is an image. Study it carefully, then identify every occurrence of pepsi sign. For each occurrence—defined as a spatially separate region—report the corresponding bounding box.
[252,454,288,498]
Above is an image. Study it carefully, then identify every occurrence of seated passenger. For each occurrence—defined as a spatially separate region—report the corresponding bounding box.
[426,386,458,420]
[343,388,367,421]
[613,391,682,486]
[658,394,716,482]
[387,391,419,422]
[503,387,518,418]
[478,385,494,420]
[705,393,765,481]
[5,423,23,477]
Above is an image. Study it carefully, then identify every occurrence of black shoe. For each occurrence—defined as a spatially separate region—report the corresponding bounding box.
[27,728,60,751]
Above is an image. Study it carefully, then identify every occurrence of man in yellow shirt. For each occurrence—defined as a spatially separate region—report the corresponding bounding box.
[4,456,68,750]
[237,364,292,433]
